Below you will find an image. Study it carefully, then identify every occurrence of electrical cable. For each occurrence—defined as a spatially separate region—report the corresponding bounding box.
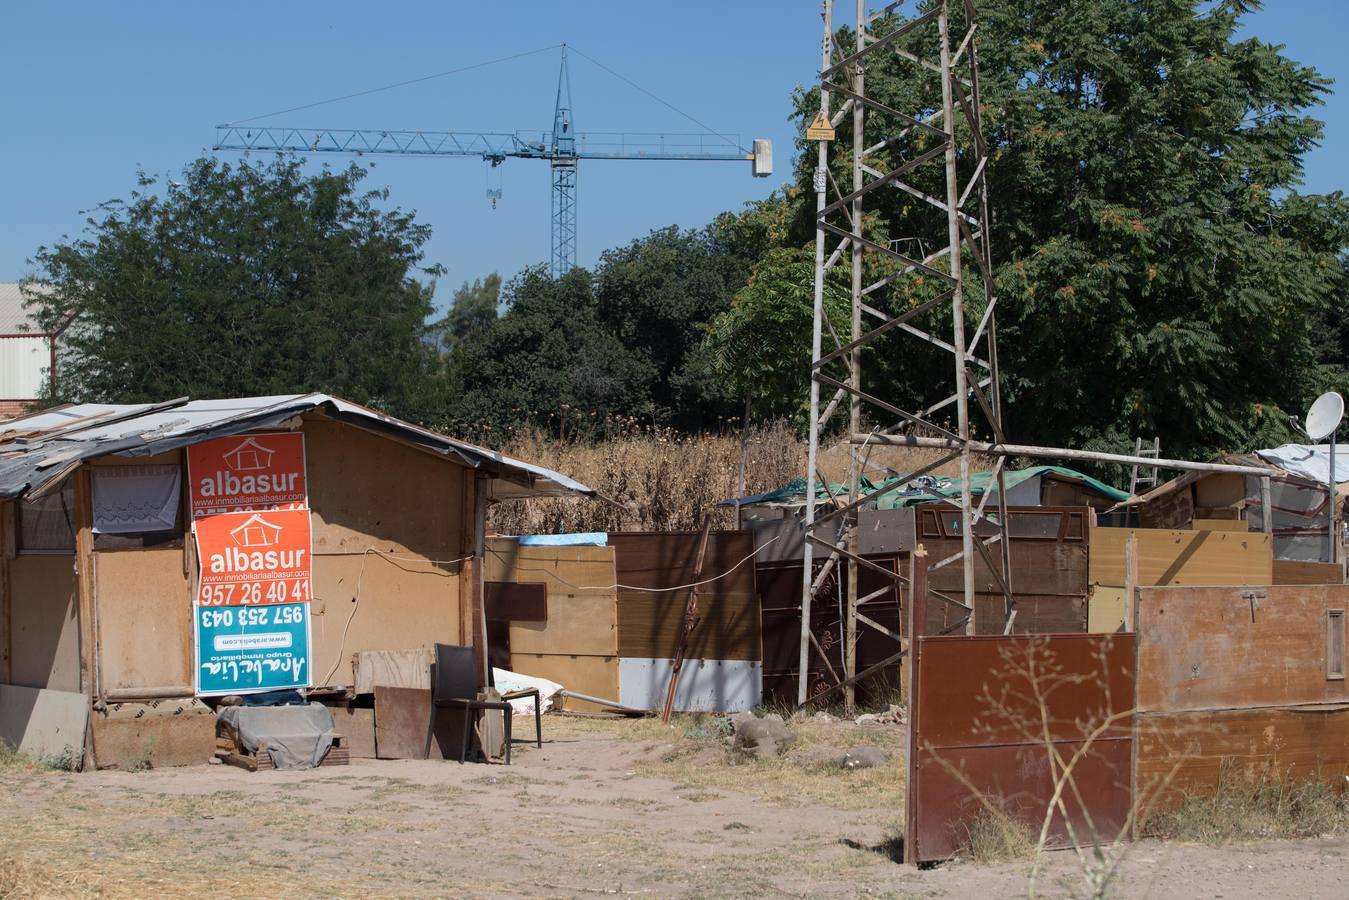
[567,45,750,154]
[317,547,471,688]
[223,43,563,126]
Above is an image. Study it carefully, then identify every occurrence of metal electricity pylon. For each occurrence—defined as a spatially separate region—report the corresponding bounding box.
[799,0,1012,709]
[215,46,771,279]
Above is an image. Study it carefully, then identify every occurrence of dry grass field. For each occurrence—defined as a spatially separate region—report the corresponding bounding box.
[491,424,984,535]
[3,714,1349,898]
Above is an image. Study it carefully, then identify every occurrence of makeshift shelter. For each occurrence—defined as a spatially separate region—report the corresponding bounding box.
[1126,452,1346,564]
[730,465,1127,563]
[0,394,590,768]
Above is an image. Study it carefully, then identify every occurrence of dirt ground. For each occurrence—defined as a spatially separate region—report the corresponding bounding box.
[1,713,1346,898]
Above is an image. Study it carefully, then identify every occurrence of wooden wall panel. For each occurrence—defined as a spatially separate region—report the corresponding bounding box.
[485,539,616,592]
[609,532,754,593]
[925,539,1088,598]
[95,548,193,693]
[1090,527,1272,587]
[1134,585,1349,713]
[1087,586,1128,634]
[8,554,79,691]
[617,592,761,660]
[304,417,465,560]
[311,554,460,688]
[510,653,619,713]
[1136,707,1349,814]
[1273,559,1344,585]
[509,594,616,656]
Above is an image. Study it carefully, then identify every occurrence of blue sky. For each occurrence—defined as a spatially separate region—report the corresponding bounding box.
[1,2,1344,315]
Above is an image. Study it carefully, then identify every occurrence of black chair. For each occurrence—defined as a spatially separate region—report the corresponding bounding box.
[432,644,540,764]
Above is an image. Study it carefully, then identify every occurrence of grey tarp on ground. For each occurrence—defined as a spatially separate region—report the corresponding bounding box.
[217,702,334,769]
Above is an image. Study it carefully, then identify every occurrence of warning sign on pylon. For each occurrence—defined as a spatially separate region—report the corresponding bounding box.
[806,112,835,141]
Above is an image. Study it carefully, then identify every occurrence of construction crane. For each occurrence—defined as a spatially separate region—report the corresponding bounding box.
[214,46,772,278]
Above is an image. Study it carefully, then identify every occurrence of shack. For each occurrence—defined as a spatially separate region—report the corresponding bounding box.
[0,395,590,768]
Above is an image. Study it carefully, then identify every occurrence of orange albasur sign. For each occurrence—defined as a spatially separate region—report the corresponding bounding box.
[193,508,313,607]
[187,432,307,517]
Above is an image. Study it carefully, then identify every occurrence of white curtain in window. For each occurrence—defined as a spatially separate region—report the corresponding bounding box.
[92,465,181,534]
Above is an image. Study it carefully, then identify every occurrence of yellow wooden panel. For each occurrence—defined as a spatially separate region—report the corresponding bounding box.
[510,653,619,713]
[310,553,460,688]
[1089,526,1272,587]
[305,418,466,561]
[508,592,617,656]
[1192,518,1248,533]
[1086,586,1128,634]
[9,555,79,691]
[485,539,615,594]
[95,548,193,692]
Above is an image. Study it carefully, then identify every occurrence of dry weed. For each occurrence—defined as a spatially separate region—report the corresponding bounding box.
[1141,767,1349,845]
[0,854,96,899]
[491,421,992,534]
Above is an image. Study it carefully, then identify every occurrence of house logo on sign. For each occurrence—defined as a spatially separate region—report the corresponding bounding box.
[230,513,284,548]
[222,438,276,473]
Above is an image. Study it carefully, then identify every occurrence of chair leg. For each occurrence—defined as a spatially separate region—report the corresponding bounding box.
[503,708,513,765]
[534,695,542,748]
[459,708,471,764]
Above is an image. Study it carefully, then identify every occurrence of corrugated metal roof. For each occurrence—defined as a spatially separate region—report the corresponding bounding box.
[0,283,38,334]
[0,394,592,501]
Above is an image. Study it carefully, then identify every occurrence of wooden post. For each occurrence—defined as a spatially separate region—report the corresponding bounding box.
[1123,532,1138,633]
[660,516,713,724]
[0,502,12,684]
[1260,476,1273,536]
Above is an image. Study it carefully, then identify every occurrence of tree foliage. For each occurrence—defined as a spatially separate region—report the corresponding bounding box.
[428,273,500,353]
[775,0,1349,456]
[26,156,449,422]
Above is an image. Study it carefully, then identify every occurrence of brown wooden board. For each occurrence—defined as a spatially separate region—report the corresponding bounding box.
[1133,584,1349,713]
[1135,706,1349,816]
[510,653,619,713]
[907,633,1136,864]
[925,540,1088,598]
[616,592,760,661]
[757,556,903,706]
[511,592,616,656]
[485,581,547,622]
[373,686,470,760]
[609,531,755,593]
[1272,559,1344,585]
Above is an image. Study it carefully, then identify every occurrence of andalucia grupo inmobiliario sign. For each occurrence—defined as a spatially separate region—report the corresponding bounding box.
[188,433,313,696]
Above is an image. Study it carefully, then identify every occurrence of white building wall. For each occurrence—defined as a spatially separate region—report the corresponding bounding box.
[0,336,50,399]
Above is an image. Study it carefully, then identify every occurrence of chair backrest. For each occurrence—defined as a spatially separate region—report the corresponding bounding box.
[433,643,480,703]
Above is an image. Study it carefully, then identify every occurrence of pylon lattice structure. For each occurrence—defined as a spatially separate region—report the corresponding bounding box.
[799,0,1013,709]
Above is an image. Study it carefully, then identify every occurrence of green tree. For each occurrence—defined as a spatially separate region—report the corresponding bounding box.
[25,156,450,423]
[593,225,756,429]
[428,273,500,353]
[448,266,655,442]
[785,0,1349,456]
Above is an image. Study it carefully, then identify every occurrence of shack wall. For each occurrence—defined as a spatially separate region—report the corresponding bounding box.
[485,538,618,713]
[1132,584,1349,811]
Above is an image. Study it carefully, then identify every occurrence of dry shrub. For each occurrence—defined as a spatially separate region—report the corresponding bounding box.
[0,854,94,899]
[491,421,996,535]
[1141,767,1349,845]
[961,803,1037,863]
[491,422,802,534]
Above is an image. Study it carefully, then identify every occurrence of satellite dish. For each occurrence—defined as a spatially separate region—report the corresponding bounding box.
[1305,391,1345,441]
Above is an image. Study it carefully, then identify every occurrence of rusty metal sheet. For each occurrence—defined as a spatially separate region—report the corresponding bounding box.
[907,633,1136,864]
